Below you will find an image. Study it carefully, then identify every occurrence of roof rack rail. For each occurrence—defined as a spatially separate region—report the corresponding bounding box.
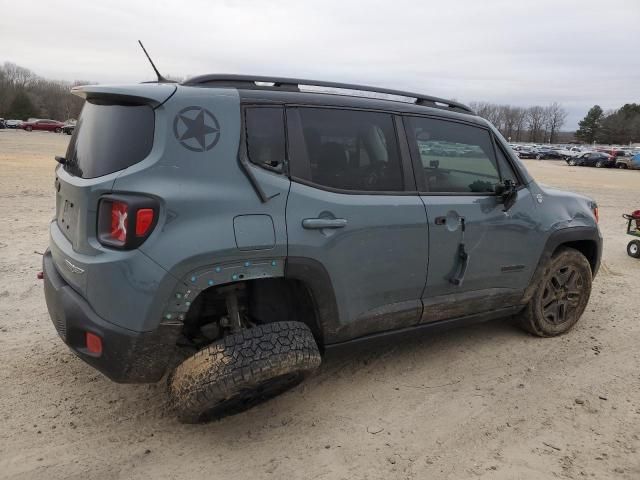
[182,74,474,114]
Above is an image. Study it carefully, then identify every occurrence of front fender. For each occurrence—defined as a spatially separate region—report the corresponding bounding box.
[522,226,602,304]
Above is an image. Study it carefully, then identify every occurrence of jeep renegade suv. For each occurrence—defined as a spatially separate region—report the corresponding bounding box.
[43,75,601,422]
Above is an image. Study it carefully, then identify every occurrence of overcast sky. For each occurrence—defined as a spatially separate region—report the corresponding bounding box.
[1,0,638,129]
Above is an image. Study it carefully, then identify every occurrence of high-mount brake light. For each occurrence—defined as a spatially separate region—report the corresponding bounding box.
[98,195,159,249]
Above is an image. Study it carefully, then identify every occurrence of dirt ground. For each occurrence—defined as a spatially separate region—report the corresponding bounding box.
[0,129,638,480]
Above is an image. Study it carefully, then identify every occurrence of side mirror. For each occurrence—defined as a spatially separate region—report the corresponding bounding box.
[494,180,517,211]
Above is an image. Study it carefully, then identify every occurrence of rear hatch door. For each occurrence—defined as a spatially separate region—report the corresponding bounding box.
[51,84,175,292]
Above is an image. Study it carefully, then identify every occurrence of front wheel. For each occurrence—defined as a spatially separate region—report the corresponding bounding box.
[568,159,576,166]
[54,127,62,133]
[595,160,604,168]
[25,126,32,132]
[627,240,640,258]
[519,248,592,337]
[169,321,321,423]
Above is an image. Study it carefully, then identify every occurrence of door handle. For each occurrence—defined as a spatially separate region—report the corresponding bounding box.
[302,218,348,229]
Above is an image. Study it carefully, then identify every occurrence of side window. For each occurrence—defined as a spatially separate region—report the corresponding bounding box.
[292,108,403,192]
[245,107,286,171]
[494,143,519,185]
[407,117,501,193]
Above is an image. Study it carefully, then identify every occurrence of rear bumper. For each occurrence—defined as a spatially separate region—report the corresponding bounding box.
[43,250,179,383]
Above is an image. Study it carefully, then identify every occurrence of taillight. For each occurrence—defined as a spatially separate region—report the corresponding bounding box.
[98,195,158,249]
[135,209,154,237]
[111,201,128,242]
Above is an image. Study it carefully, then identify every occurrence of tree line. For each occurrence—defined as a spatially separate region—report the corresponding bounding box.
[0,62,85,121]
[469,102,568,143]
[576,104,640,145]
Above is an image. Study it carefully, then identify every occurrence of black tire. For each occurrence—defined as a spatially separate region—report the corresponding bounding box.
[536,154,542,160]
[169,321,321,423]
[618,163,627,169]
[567,158,576,166]
[54,127,62,133]
[25,126,32,132]
[65,129,72,135]
[627,240,640,258]
[595,160,604,168]
[519,248,592,337]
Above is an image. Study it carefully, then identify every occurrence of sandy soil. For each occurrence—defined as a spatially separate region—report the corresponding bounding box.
[0,129,638,480]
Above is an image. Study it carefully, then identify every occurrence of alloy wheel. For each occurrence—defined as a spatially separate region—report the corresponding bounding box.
[540,265,584,325]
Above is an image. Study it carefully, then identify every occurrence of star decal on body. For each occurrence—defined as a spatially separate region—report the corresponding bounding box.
[173,107,221,152]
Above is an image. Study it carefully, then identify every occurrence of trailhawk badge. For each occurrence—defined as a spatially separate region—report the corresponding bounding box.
[173,107,221,152]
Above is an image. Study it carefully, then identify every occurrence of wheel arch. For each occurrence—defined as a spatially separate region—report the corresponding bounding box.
[284,256,340,346]
[522,226,602,304]
[181,276,325,345]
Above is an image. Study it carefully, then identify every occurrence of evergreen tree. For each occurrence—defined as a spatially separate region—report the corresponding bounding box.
[7,91,37,120]
[575,105,603,143]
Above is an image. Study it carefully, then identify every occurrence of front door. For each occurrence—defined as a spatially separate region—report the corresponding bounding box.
[285,107,429,343]
[404,115,540,323]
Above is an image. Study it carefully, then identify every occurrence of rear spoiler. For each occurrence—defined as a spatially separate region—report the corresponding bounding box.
[71,84,177,109]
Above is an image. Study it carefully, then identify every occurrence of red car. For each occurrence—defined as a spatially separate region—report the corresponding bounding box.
[22,119,64,133]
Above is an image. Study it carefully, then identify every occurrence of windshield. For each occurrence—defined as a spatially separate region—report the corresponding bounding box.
[64,101,154,178]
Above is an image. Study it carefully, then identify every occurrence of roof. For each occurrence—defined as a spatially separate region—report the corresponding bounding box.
[182,74,475,117]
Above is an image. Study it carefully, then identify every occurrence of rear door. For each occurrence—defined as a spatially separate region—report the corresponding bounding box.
[285,107,428,343]
[404,115,540,323]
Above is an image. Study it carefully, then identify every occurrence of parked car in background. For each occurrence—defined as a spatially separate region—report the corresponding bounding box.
[566,152,615,168]
[61,123,75,135]
[517,149,538,159]
[0,118,5,129]
[21,119,64,133]
[614,153,640,169]
[5,119,23,129]
[596,148,626,158]
[535,149,565,160]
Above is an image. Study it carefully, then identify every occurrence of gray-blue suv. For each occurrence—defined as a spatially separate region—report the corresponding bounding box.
[43,75,602,422]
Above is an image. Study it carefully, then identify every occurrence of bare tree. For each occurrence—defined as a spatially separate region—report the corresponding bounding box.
[471,101,566,143]
[2,62,34,88]
[526,106,545,142]
[544,102,567,143]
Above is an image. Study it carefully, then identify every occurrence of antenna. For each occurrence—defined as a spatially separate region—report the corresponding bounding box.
[138,40,173,83]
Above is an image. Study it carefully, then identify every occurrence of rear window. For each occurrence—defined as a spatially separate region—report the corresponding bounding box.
[64,102,154,178]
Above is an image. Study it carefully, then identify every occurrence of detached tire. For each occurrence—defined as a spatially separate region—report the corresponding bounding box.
[519,248,592,337]
[627,240,640,258]
[169,321,321,423]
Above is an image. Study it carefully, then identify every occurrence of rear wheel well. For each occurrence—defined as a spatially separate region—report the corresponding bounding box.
[177,278,322,355]
[553,240,598,273]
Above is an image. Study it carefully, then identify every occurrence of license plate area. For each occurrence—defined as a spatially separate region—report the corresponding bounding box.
[58,198,78,243]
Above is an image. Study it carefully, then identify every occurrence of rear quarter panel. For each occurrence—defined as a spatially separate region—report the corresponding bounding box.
[110,86,290,330]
